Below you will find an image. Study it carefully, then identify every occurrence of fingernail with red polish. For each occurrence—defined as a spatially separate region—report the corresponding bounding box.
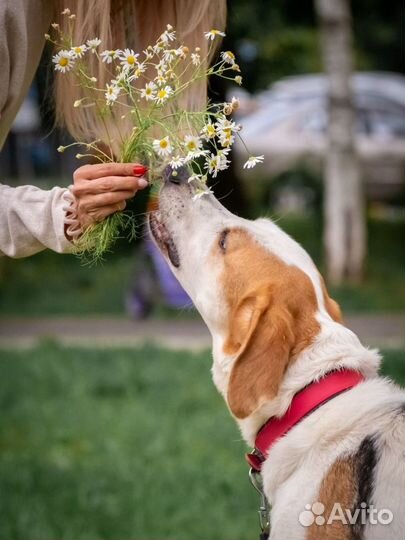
[133,165,148,177]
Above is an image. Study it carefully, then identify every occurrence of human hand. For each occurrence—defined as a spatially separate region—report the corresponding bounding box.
[70,163,148,232]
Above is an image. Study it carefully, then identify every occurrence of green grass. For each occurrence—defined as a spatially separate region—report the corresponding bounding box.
[0,344,403,540]
[0,252,136,315]
[0,216,403,315]
[0,344,255,540]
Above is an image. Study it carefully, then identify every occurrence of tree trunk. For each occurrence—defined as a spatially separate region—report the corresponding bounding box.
[315,0,366,284]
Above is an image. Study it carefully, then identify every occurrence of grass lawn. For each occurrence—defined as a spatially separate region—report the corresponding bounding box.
[0,217,403,315]
[0,344,403,540]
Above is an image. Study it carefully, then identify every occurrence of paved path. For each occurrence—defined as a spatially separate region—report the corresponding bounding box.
[0,314,403,350]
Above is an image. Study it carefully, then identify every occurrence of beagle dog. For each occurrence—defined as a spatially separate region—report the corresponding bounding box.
[149,166,405,540]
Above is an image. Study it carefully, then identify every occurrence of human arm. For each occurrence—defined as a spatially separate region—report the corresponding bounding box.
[0,163,147,258]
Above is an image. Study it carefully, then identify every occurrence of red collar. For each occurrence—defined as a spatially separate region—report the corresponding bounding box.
[246,369,365,471]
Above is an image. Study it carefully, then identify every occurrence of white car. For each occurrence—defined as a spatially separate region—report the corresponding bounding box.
[235,73,405,201]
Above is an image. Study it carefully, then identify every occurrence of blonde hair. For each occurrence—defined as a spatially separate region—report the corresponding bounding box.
[54,0,227,149]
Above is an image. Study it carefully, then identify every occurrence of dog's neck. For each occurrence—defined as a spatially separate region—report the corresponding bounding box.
[212,320,381,447]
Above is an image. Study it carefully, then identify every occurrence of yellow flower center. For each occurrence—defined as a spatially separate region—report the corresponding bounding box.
[127,55,136,65]
[187,142,196,151]
[160,140,168,149]
[59,57,69,67]
[74,47,82,54]
[158,89,167,99]
[145,88,152,95]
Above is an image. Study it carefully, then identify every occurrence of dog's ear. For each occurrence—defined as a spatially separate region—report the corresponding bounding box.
[224,284,295,419]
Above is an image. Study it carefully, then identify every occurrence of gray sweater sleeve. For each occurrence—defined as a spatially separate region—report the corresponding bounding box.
[0,184,75,257]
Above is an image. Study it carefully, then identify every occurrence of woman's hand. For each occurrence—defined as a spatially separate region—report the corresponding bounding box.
[71,163,148,231]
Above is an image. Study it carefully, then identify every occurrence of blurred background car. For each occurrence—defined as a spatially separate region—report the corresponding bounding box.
[235,72,405,201]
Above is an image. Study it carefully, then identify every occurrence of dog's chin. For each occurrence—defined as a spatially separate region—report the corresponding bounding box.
[149,212,180,268]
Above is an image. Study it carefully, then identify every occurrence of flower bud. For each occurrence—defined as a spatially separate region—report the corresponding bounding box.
[231,97,240,111]
[57,146,66,153]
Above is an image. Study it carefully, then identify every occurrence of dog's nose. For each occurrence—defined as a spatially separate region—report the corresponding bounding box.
[163,164,189,185]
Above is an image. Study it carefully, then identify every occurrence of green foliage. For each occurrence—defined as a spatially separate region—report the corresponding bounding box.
[258,28,322,87]
[226,0,403,92]
[0,252,136,315]
[0,344,256,540]
[0,216,403,315]
[0,344,403,539]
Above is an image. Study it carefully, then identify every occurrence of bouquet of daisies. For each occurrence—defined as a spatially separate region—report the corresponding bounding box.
[49,9,263,260]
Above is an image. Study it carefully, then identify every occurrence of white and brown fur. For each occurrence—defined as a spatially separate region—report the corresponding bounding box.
[149,167,405,540]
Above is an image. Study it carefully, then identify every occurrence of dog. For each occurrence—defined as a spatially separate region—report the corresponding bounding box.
[149,166,405,540]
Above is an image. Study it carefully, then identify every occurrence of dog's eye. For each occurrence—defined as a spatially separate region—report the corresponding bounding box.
[219,229,230,252]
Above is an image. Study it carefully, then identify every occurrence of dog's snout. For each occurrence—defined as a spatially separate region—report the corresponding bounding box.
[163,165,189,185]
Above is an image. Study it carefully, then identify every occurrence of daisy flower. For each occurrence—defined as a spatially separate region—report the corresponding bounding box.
[52,50,75,72]
[183,134,202,154]
[160,25,176,44]
[204,151,229,178]
[100,50,120,63]
[215,116,241,135]
[184,149,209,163]
[191,52,200,66]
[201,122,217,140]
[243,155,264,169]
[192,186,214,201]
[169,155,184,169]
[153,136,172,157]
[105,83,120,105]
[140,82,157,101]
[204,29,226,41]
[163,49,176,63]
[155,74,167,86]
[114,68,130,85]
[155,85,173,104]
[120,49,139,68]
[86,38,101,53]
[71,44,87,58]
[143,47,154,60]
[188,174,203,184]
[128,63,147,82]
[219,133,235,148]
[220,50,235,65]
[175,46,188,59]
